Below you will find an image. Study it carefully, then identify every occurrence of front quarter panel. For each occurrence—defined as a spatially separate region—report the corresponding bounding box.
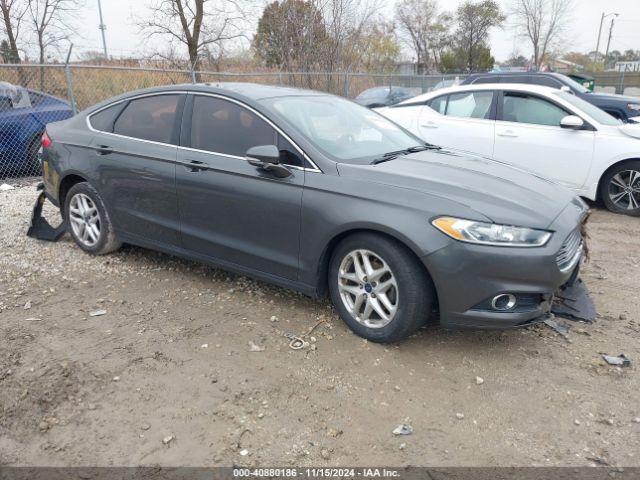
[584,126,640,199]
[298,169,481,290]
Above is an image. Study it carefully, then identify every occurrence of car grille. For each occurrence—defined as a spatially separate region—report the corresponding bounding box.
[556,229,582,272]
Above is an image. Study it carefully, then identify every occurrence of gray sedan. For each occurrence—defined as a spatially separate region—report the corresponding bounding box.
[39,83,587,342]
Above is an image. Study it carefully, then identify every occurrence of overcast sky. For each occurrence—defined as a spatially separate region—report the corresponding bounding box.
[71,0,640,64]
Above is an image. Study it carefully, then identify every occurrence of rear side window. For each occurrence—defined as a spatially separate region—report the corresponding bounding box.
[502,93,568,126]
[190,95,276,157]
[113,94,180,144]
[428,95,447,114]
[89,103,125,132]
[446,91,493,119]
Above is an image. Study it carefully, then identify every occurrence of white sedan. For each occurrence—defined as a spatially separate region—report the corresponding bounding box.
[377,83,640,216]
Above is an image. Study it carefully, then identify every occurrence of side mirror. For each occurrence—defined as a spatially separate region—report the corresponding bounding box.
[246,145,280,165]
[246,145,291,178]
[560,115,585,130]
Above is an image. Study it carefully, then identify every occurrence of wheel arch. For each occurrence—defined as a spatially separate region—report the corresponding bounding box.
[314,227,439,309]
[596,157,640,201]
[58,173,89,215]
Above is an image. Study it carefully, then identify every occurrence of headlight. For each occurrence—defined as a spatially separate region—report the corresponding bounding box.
[432,217,552,247]
[628,103,640,111]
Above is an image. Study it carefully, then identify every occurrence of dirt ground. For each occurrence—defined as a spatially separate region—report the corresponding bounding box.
[1,182,639,468]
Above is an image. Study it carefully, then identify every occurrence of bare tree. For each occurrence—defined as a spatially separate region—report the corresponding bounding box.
[395,0,449,74]
[510,0,573,69]
[319,0,382,77]
[27,0,81,88]
[0,0,27,64]
[139,0,246,79]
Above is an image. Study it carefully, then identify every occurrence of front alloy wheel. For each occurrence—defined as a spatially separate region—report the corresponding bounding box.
[608,169,640,211]
[328,233,435,343]
[337,249,399,328]
[601,161,640,216]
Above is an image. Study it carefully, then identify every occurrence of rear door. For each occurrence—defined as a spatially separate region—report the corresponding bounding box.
[492,90,595,189]
[418,90,496,157]
[175,93,305,281]
[87,93,185,246]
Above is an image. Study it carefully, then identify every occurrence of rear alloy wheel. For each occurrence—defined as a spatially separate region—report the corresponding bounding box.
[601,161,640,216]
[64,182,121,255]
[69,193,101,247]
[329,233,435,343]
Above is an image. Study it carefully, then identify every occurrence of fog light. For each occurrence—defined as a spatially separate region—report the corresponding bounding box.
[491,294,517,311]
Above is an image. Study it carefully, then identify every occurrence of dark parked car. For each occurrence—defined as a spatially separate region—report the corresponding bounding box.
[39,83,587,342]
[355,86,420,108]
[0,82,73,173]
[461,72,640,122]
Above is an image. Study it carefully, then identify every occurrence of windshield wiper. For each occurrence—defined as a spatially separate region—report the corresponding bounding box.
[370,144,440,165]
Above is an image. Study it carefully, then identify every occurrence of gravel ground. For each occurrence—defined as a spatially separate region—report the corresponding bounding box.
[1,181,639,467]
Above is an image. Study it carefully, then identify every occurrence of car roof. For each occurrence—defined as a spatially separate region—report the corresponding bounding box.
[395,83,561,105]
[144,82,329,100]
[468,71,563,78]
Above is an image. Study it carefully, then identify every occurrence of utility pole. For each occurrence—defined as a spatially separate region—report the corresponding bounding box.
[97,0,108,59]
[594,12,618,63]
[604,16,616,68]
[594,12,605,62]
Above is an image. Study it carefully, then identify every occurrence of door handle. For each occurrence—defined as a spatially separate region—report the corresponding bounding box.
[420,121,438,128]
[94,145,113,155]
[185,160,207,172]
[497,130,518,138]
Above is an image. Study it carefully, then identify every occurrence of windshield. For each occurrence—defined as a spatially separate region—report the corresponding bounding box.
[554,90,622,126]
[554,74,590,94]
[263,95,423,162]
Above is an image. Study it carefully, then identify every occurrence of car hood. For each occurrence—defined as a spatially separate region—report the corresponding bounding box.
[590,92,640,104]
[337,149,578,230]
[618,123,640,139]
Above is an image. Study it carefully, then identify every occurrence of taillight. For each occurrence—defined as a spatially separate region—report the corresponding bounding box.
[41,131,52,149]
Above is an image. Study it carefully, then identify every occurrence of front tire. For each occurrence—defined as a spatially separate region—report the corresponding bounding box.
[328,233,435,343]
[600,161,640,216]
[64,182,121,255]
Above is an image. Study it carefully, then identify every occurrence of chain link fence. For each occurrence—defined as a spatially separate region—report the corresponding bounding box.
[1,63,639,180]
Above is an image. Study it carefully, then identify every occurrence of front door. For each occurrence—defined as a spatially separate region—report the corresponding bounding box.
[176,94,305,281]
[492,91,595,189]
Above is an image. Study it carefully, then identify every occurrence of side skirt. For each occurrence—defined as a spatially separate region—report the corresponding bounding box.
[116,231,320,298]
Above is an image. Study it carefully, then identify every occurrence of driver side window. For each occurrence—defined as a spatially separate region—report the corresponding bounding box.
[501,93,569,126]
[190,95,276,157]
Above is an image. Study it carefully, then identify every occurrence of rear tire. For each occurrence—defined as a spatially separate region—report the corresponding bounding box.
[600,161,640,216]
[64,182,121,255]
[328,233,435,343]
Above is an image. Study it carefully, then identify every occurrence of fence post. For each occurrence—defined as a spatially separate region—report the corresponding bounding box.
[619,69,626,95]
[64,44,77,115]
[278,72,283,86]
[344,70,350,98]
